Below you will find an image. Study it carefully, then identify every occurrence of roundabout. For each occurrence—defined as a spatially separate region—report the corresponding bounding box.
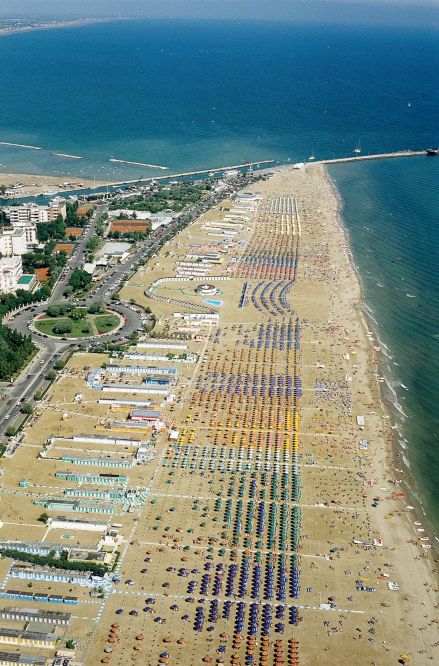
[33,306,123,339]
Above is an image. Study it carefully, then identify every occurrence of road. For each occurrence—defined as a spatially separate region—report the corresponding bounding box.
[0,176,245,439]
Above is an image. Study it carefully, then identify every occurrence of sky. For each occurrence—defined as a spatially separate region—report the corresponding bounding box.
[1,0,439,27]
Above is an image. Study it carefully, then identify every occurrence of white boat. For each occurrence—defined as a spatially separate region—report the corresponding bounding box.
[353,139,361,154]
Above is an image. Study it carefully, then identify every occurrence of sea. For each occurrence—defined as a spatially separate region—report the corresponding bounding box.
[329,157,439,540]
[0,19,438,535]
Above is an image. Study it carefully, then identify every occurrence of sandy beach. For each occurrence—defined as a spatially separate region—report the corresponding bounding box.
[0,172,110,197]
[0,164,437,665]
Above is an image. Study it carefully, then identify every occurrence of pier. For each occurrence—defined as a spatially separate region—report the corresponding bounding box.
[319,149,427,165]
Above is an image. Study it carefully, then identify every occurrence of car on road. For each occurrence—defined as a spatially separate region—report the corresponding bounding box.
[4,414,10,420]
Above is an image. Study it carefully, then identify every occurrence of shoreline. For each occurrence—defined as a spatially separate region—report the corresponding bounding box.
[325,165,439,557]
[0,18,114,38]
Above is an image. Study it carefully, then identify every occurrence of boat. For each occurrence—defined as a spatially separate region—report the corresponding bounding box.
[425,148,438,155]
[308,150,315,161]
[353,140,361,154]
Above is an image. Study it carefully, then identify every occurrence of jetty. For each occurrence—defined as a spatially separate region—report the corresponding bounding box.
[53,152,83,160]
[109,158,169,170]
[0,141,43,150]
[319,149,426,165]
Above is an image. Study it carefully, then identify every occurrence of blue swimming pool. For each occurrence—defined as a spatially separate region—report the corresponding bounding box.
[204,299,222,307]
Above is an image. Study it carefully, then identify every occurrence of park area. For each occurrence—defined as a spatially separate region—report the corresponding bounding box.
[34,303,121,338]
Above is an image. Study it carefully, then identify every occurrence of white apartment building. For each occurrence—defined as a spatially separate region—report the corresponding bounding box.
[0,256,23,293]
[0,228,27,256]
[3,200,66,225]
[10,220,37,246]
[3,204,49,224]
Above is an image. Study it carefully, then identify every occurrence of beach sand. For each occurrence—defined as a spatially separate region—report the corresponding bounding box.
[0,164,437,665]
[0,173,110,197]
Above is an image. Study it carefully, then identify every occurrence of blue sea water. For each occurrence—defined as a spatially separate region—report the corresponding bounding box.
[0,20,438,179]
[0,20,438,536]
[329,157,439,538]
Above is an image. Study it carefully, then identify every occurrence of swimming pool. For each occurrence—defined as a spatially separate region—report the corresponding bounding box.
[204,299,222,307]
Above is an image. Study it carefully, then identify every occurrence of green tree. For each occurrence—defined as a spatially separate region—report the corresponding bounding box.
[46,370,57,381]
[69,308,86,321]
[68,268,92,293]
[86,237,99,253]
[88,301,104,314]
[20,403,33,415]
[38,512,49,524]
[46,304,61,317]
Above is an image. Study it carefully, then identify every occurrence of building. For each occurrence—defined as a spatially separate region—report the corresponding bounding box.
[149,211,174,230]
[0,228,27,256]
[0,626,57,649]
[0,541,65,557]
[129,409,161,423]
[0,591,77,606]
[0,607,71,626]
[55,472,127,485]
[9,566,101,587]
[3,201,66,226]
[3,204,49,225]
[46,517,107,532]
[98,242,131,263]
[48,200,67,221]
[105,365,176,376]
[82,261,96,276]
[9,220,37,246]
[0,256,22,293]
[33,498,114,515]
[60,455,133,469]
[0,652,47,665]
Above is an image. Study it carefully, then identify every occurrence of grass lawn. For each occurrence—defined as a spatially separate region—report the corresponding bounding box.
[35,311,120,338]
[94,314,121,334]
